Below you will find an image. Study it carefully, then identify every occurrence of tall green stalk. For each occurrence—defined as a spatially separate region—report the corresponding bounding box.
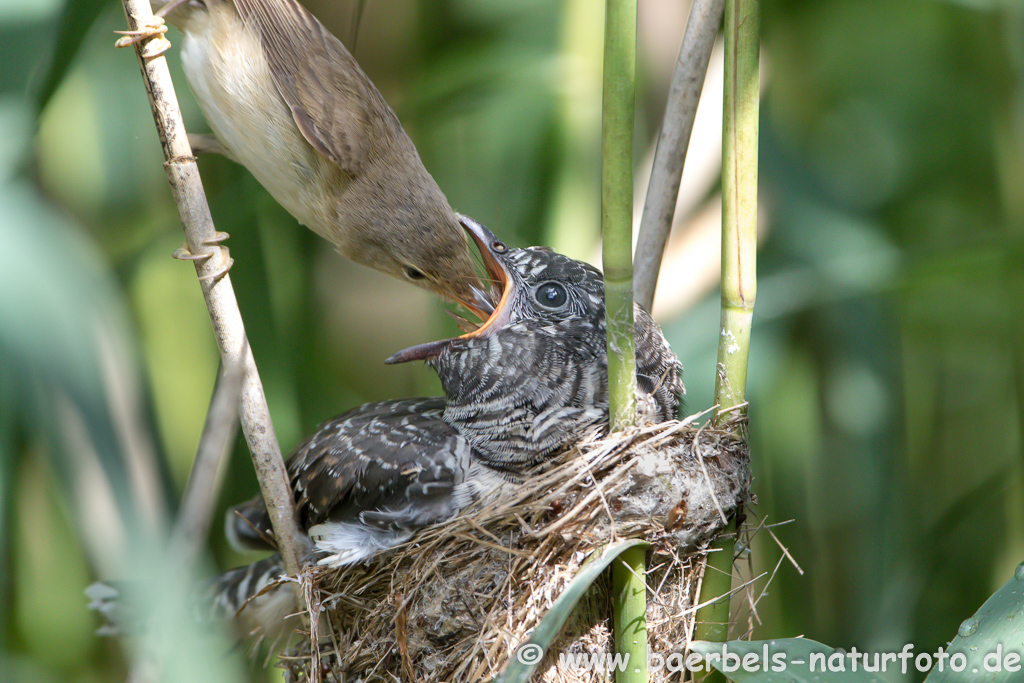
[714,0,759,422]
[602,0,644,681]
[602,0,638,434]
[693,0,759,679]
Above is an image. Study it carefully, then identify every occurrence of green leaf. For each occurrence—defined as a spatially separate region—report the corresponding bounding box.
[496,539,649,683]
[689,639,895,682]
[0,179,247,683]
[0,337,14,651]
[924,561,1024,683]
[0,179,151,521]
[35,0,109,112]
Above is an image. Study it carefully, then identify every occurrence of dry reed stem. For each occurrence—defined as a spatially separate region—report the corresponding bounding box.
[117,0,306,583]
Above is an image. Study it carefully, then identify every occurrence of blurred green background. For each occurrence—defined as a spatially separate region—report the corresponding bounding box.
[2,0,1023,680]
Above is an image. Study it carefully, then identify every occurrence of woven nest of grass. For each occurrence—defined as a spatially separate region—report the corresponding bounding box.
[279,413,752,682]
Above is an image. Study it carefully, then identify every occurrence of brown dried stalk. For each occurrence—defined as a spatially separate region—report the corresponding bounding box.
[118,0,306,582]
[634,0,726,311]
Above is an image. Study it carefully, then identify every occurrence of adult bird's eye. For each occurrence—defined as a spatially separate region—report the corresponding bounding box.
[534,282,568,309]
[404,266,426,281]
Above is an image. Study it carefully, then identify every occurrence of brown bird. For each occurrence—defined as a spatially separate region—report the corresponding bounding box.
[121,0,487,311]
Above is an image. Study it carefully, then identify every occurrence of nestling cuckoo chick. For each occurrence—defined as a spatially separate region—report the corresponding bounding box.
[87,218,681,641]
[222,217,683,585]
[127,0,486,310]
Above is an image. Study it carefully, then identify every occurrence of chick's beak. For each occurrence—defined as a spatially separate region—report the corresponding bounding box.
[438,275,494,323]
[385,216,511,365]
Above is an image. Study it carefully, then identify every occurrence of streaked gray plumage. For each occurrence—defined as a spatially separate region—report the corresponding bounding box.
[227,398,500,566]
[217,217,683,619]
[435,245,681,472]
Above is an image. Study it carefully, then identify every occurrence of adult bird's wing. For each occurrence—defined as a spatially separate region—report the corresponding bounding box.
[233,0,396,176]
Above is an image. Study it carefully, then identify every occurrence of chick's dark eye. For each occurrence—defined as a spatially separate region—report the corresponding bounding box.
[404,266,426,281]
[534,282,568,309]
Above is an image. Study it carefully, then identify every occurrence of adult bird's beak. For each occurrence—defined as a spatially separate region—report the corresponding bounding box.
[385,216,512,365]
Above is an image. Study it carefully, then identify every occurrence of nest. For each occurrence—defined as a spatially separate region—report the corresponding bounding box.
[279,414,752,682]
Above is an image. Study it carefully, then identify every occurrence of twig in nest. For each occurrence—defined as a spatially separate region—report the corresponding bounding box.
[747,509,804,575]
[395,590,414,683]
[693,420,728,524]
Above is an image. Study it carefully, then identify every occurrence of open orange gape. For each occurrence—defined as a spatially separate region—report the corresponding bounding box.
[385,215,514,365]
